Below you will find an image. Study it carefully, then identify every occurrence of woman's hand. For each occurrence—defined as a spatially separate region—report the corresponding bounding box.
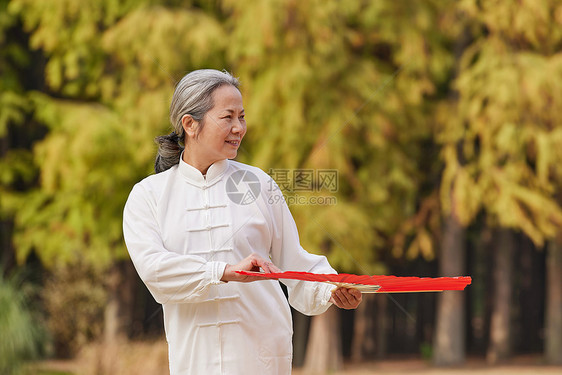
[221,253,282,282]
[330,287,362,309]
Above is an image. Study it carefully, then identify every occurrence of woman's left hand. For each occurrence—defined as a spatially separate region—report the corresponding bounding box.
[330,287,362,309]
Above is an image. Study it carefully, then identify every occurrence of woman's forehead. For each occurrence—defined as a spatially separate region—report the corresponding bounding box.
[211,85,244,109]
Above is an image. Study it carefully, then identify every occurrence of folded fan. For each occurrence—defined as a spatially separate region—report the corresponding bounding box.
[236,271,471,293]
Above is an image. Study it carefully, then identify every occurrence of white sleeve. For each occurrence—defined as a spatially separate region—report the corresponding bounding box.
[123,183,227,304]
[266,182,336,316]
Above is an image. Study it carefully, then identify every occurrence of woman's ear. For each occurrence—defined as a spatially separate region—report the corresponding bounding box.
[181,114,198,139]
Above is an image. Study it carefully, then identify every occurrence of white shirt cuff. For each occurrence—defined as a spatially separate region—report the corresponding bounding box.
[320,283,337,306]
[208,261,228,284]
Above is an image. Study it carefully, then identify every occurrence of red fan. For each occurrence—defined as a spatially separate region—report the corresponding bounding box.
[236,271,471,293]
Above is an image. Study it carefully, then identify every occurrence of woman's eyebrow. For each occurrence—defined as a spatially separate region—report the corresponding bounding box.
[221,108,245,114]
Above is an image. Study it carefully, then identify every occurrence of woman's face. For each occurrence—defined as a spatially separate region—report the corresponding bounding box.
[186,84,247,168]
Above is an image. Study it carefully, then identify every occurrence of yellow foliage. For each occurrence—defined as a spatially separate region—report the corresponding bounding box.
[5,0,562,270]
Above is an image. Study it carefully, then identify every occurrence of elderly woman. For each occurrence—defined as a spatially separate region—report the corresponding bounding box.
[123,69,361,374]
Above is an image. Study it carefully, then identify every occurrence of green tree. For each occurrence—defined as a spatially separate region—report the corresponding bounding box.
[227,0,458,369]
[5,0,458,366]
[5,0,562,368]
[0,0,38,275]
[4,0,230,355]
[437,0,562,364]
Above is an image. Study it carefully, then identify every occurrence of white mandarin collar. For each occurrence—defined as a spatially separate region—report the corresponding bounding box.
[178,154,229,187]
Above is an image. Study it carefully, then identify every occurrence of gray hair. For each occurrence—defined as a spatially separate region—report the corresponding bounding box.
[154,69,240,173]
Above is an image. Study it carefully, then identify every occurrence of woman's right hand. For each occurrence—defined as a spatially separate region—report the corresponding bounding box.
[220,253,281,282]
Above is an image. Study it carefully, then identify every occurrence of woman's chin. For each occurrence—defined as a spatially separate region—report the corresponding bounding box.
[225,151,238,159]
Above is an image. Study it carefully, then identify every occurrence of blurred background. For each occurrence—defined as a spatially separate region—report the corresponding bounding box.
[1,0,562,374]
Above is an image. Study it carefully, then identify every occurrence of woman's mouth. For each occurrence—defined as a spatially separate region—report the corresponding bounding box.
[225,140,240,146]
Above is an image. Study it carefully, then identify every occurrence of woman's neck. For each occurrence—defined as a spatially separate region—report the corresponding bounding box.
[182,152,213,176]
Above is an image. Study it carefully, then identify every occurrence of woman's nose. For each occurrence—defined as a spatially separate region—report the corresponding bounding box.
[232,118,245,134]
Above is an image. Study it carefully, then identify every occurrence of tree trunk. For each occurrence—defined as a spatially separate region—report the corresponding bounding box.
[101,263,134,352]
[102,265,121,373]
[0,137,16,277]
[104,263,122,344]
[292,310,310,368]
[487,228,514,364]
[375,294,387,359]
[433,212,466,366]
[351,294,376,362]
[0,218,15,276]
[101,261,138,371]
[303,306,342,374]
[545,238,562,365]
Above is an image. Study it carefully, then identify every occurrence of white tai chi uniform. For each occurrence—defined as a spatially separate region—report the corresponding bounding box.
[123,157,335,374]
